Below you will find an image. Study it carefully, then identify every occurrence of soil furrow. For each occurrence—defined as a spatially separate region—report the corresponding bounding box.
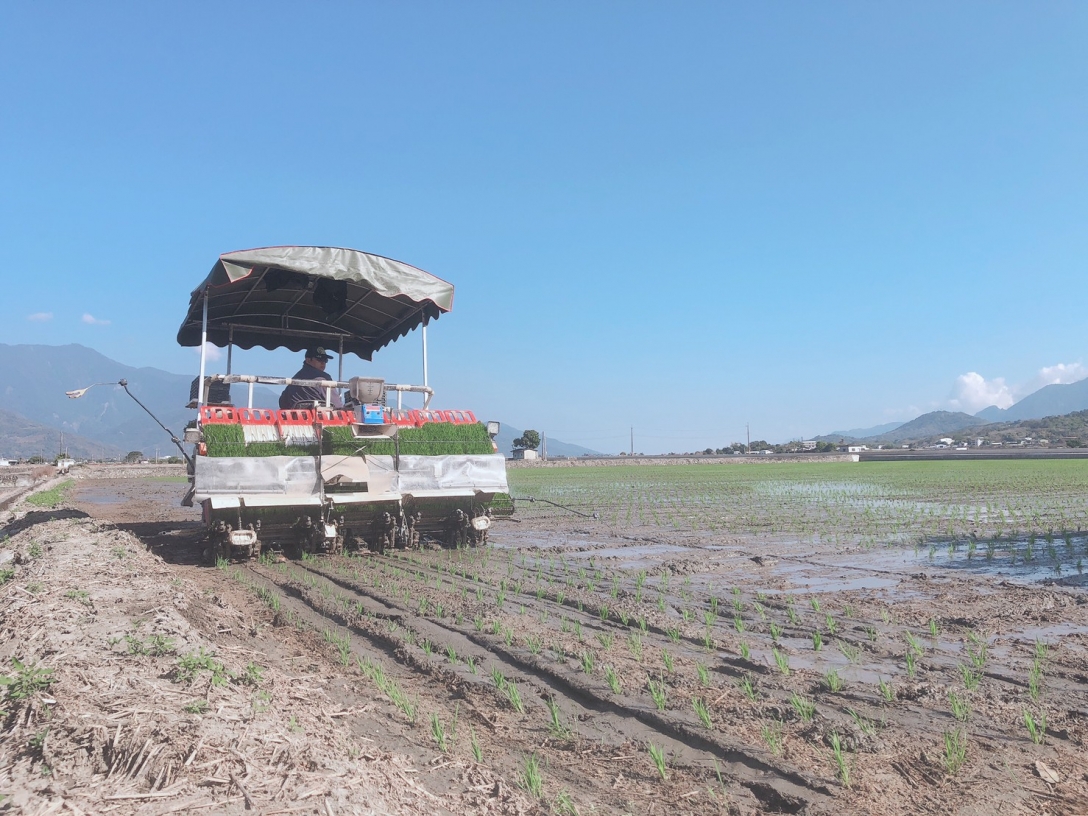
[265,557,837,801]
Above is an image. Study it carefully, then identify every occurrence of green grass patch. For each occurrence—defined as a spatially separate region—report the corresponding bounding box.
[26,480,74,508]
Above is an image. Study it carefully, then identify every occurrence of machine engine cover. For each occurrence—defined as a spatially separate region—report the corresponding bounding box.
[471,516,492,532]
[323,524,338,540]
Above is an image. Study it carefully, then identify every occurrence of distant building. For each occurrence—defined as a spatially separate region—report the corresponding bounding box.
[511,448,538,461]
[847,445,868,453]
[801,440,817,451]
[0,459,10,467]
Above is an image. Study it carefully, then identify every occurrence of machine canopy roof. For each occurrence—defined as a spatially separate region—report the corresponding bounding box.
[176,246,454,359]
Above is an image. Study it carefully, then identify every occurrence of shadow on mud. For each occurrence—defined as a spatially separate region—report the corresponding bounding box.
[0,509,90,538]
[115,521,207,566]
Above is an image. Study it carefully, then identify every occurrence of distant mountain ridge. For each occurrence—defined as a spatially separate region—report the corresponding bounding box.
[817,411,982,445]
[821,421,903,440]
[0,343,282,455]
[867,411,983,444]
[820,374,1088,445]
[821,407,1088,448]
[493,423,602,459]
[0,408,122,460]
[976,377,1088,422]
[0,343,198,455]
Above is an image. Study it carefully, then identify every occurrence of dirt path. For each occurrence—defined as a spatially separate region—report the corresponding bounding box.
[2,466,1087,814]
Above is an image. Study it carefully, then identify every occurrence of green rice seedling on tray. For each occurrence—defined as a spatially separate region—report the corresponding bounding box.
[324,422,494,457]
[205,420,493,457]
[203,423,291,457]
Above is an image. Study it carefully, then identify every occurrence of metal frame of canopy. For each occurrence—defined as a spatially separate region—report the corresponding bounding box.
[176,246,454,409]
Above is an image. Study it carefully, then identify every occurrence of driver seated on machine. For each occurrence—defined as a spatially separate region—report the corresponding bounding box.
[279,347,344,409]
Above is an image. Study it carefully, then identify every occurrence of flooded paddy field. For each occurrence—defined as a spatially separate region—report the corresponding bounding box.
[2,461,1086,814]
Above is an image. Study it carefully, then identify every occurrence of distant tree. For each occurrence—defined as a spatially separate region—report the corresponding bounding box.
[513,430,541,450]
[815,441,836,453]
[703,447,714,455]
[1067,439,1084,448]
[123,450,144,463]
[26,455,45,464]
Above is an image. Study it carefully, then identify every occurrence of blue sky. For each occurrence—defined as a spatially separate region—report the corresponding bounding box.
[2,3,1086,452]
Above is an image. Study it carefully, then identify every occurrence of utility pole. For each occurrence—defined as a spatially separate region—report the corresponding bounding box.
[630,426,634,456]
[542,433,547,461]
[746,424,750,455]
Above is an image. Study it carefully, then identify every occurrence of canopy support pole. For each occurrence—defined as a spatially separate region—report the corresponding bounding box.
[248,382,254,409]
[422,320,429,404]
[226,326,233,375]
[197,292,209,408]
[338,337,344,381]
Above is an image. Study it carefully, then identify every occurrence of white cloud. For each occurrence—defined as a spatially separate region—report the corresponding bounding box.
[948,372,1014,413]
[947,361,1088,414]
[81,313,111,326]
[1022,362,1088,395]
[26,312,53,322]
[192,342,222,362]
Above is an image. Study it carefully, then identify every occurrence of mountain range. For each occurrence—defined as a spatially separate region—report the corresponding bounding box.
[975,378,1088,423]
[0,343,600,459]
[819,376,1088,445]
[0,343,282,458]
[492,424,600,459]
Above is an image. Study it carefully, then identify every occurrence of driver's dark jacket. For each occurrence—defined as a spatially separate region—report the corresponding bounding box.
[279,363,334,409]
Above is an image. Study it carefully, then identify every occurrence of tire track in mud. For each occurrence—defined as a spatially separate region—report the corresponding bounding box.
[257,555,840,811]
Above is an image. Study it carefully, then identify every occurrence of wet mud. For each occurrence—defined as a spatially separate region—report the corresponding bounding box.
[9,466,1085,814]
